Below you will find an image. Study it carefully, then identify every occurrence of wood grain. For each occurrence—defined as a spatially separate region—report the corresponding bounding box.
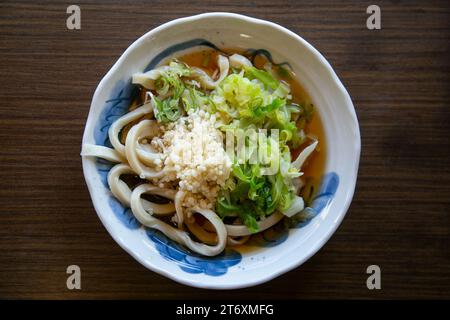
[0,0,449,299]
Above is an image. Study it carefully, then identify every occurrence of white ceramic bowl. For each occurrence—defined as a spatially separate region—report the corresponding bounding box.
[81,12,360,289]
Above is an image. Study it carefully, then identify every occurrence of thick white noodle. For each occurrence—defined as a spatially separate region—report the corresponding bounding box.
[186,217,251,247]
[186,222,218,245]
[81,144,126,163]
[107,163,175,215]
[291,140,318,170]
[225,211,284,237]
[131,66,171,90]
[190,55,229,89]
[174,191,186,229]
[229,54,252,69]
[136,145,163,163]
[107,163,134,206]
[143,187,177,215]
[131,184,227,256]
[124,119,165,179]
[227,235,250,246]
[108,102,153,157]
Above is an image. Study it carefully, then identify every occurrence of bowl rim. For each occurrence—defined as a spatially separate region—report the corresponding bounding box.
[81,12,361,289]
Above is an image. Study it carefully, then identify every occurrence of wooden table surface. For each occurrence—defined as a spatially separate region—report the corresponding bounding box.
[0,0,449,299]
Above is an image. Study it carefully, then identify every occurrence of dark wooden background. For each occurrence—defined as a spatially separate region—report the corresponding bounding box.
[0,0,449,299]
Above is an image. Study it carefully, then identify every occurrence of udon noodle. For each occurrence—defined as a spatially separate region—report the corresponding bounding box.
[82,50,319,256]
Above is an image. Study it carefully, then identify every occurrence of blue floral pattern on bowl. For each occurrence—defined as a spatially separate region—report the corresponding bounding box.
[93,39,339,276]
[147,229,241,276]
[294,172,339,228]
